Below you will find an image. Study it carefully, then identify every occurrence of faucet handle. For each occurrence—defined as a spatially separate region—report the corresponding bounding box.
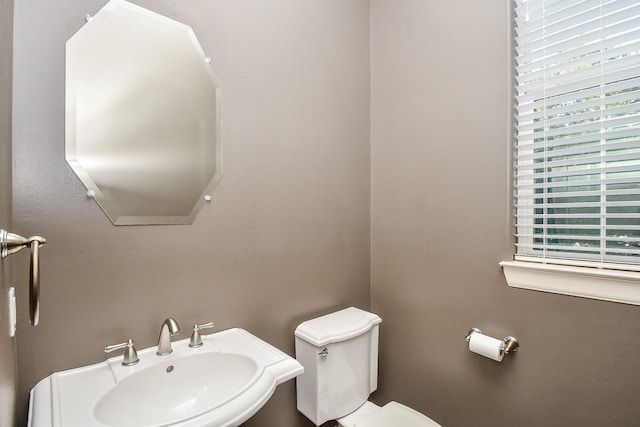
[105,338,139,366]
[189,322,215,348]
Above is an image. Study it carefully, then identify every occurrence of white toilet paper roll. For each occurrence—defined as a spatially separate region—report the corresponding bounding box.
[468,332,504,362]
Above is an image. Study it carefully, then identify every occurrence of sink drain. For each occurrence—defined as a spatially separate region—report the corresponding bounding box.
[166,365,174,373]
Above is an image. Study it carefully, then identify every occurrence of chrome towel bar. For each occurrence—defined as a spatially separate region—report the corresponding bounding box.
[1,229,46,326]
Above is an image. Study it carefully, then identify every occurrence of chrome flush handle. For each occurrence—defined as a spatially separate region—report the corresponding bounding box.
[1,229,46,326]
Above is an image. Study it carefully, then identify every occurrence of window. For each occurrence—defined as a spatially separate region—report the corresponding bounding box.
[503,0,640,304]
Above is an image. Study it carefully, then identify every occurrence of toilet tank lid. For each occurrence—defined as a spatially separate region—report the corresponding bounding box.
[295,307,382,347]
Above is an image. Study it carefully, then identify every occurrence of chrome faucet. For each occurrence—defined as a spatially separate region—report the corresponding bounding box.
[105,338,139,366]
[156,317,180,356]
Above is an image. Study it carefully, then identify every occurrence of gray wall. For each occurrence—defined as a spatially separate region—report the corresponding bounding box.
[370,1,640,426]
[1,0,16,426]
[12,1,370,425]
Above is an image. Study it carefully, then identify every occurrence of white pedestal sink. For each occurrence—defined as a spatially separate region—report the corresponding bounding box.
[28,328,303,427]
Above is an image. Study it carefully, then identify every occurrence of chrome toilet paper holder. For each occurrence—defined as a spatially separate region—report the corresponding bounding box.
[465,328,520,355]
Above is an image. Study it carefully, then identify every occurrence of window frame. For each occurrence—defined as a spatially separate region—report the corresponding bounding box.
[502,0,640,305]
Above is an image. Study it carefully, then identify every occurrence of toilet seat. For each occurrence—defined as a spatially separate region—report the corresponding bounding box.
[355,402,442,427]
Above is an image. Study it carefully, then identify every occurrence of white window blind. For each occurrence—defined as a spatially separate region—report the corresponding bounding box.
[513,0,640,270]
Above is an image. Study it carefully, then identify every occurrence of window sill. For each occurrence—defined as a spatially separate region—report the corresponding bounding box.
[499,261,640,306]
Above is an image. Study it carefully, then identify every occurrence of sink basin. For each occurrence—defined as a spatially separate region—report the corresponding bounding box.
[95,353,258,426]
[28,328,303,427]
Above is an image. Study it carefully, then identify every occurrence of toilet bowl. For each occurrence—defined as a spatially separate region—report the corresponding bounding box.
[294,307,442,427]
[337,401,441,427]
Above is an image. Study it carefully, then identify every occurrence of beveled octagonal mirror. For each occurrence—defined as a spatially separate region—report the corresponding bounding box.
[66,0,222,225]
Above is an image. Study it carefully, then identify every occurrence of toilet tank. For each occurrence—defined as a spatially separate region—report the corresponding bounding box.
[295,307,382,426]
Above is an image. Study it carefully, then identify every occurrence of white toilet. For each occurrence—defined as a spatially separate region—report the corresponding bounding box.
[295,307,442,427]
